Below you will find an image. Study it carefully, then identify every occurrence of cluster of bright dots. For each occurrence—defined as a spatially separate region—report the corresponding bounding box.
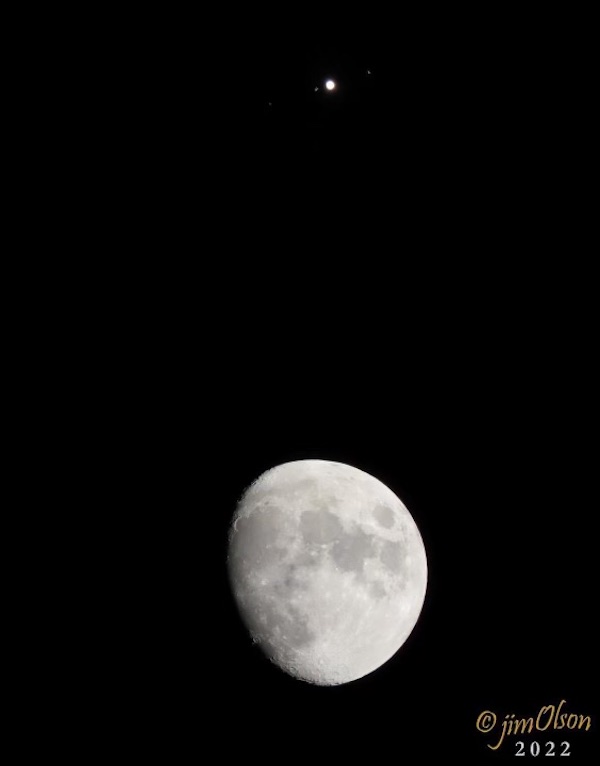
[267,70,372,107]
[313,79,336,93]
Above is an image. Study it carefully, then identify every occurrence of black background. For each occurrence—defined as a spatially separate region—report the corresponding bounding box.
[77,9,597,761]
[199,15,595,763]
[197,357,597,762]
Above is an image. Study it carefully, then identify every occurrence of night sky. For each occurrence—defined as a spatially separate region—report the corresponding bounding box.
[237,21,592,170]
[210,19,594,762]
[90,12,597,761]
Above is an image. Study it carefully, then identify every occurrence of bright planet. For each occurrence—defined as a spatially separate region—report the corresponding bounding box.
[227,459,428,685]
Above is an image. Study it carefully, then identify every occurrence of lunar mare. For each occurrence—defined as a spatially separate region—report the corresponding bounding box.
[227,460,427,685]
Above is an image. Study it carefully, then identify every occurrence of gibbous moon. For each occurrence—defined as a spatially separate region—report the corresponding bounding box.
[227,460,427,685]
[325,79,336,90]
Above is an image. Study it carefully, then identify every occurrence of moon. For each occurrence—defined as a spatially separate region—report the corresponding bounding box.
[227,460,428,685]
[325,79,336,91]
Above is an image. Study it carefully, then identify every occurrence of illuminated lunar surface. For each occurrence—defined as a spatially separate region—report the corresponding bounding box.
[325,79,336,90]
[227,460,428,685]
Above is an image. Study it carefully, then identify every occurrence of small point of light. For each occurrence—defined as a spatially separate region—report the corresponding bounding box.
[325,80,336,91]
